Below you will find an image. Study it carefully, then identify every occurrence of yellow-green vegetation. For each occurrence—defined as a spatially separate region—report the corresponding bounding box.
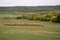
[0,12,60,40]
[0,19,60,40]
[0,12,60,23]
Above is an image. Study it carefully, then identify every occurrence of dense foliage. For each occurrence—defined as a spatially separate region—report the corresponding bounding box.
[1,13,60,23]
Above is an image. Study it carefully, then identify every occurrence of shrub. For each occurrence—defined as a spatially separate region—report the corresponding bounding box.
[41,14,54,21]
[50,16,57,22]
[16,16,22,19]
[55,14,60,23]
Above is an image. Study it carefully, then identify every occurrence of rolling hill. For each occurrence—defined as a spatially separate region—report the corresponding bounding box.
[0,5,60,12]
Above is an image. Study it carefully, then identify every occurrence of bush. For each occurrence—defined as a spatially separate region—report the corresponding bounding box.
[27,14,42,20]
[16,16,23,19]
[50,16,57,22]
[55,14,60,23]
[50,14,60,23]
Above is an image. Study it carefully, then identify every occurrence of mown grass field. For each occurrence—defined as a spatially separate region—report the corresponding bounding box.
[0,13,60,40]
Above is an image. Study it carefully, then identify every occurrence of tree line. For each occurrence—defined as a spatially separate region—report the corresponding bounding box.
[2,13,60,23]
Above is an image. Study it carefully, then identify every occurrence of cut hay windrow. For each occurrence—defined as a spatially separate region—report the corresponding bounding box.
[4,23,44,27]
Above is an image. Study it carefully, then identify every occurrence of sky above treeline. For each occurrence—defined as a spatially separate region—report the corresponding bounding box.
[0,0,60,6]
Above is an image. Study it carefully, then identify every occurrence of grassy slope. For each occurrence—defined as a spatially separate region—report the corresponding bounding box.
[0,19,60,40]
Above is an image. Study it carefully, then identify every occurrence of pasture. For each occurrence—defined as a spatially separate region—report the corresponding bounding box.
[0,13,60,40]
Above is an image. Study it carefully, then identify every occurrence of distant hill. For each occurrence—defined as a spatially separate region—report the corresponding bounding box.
[0,5,60,12]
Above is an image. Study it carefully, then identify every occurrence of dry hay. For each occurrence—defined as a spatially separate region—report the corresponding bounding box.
[4,23,44,27]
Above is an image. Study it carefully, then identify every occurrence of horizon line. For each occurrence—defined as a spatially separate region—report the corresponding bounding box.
[0,4,60,7]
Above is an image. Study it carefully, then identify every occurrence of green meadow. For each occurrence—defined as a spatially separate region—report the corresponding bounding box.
[0,12,60,40]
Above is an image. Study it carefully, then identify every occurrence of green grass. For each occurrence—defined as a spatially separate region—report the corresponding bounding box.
[0,12,60,40]
[0,19,60,40]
